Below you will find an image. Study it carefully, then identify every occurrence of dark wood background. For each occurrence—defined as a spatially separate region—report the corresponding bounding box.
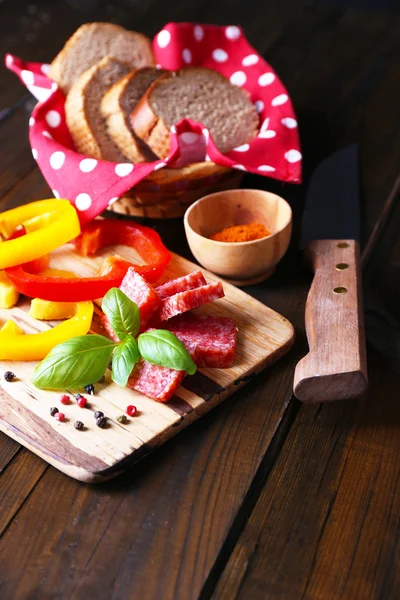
[0,1,399,598]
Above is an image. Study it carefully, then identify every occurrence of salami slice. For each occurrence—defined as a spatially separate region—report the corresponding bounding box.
[155,271,207,299]
[158,282,224,321]
[128,359,185,402]
[166,314,238,368]
[101,313,120,342]
[120,267,161,324]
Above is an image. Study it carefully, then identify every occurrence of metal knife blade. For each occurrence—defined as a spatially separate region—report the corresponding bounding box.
[300,144,360,247]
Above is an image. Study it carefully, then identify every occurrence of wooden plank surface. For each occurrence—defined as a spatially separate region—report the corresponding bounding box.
[0,0,399,598]
[0,249,294,482]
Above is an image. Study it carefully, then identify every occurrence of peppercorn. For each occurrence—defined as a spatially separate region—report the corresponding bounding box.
[74,421,84,431]
[3,371,15,382]
[117,414,128,424]
[84,383,95,395]
[60,394,71,405]
[98,375,105,384]
[76,395,87,408]
[126,405,137,417]
[50,406,59,417]
[96,416,107,428]
[55,412,65,422]
[94,410,104,419]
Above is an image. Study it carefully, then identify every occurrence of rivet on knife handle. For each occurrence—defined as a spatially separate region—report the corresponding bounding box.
[294,239,368,403]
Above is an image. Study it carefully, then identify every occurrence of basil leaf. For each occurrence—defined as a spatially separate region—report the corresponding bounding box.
[102,288,140,341]
[111,336,140,388]
[138,330,197,375]
[32,334,117,390]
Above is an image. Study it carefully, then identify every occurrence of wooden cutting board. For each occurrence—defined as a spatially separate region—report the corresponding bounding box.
[0,242,294,482]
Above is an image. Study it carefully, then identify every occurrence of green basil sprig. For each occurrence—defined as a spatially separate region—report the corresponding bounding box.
[32,335,118,390]
[32,287,196,390]
[138,330,196,375]
[111,337,140,387]
[102,288,140,341]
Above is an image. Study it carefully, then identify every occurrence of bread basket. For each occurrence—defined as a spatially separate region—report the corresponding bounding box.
[6,23,301,224]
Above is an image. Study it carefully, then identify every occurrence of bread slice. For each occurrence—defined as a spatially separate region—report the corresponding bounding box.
[65,56,132,162]
[101,67,164,163]
[49,22,155,94]
[130,67,259,159]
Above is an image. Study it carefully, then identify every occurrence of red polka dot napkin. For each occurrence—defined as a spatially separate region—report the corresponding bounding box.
[5,22,301,225]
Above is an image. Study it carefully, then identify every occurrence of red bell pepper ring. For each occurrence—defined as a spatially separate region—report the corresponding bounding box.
[75,219,171,283]
[6,220,171,302]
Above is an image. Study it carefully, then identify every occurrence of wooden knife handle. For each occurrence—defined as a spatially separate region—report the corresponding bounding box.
[294,239,368,403]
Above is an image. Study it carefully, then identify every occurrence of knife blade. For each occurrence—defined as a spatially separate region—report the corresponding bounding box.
[293,144,368,403]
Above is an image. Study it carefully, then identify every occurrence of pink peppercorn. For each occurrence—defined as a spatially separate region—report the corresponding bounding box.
[60,394,70,405]
[55,412,65,422]
[126,405,137,417]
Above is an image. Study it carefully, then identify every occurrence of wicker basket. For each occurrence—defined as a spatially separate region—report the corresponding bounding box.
[108,162,244,219]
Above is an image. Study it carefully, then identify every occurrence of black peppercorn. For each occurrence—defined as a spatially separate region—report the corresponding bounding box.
[74,421,84,431]
[94,410,104,419]
[84,383,95,395]
[3,371,15,382]
[117,414,128,424]
[96,416,107,428]
[50,406,59,417]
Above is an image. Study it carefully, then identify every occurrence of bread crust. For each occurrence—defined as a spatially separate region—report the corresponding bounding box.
[129,73,173,159]
[101,69,159,163]
[49,22,154,94]
[65,57,128,162]
[129,68,259,159]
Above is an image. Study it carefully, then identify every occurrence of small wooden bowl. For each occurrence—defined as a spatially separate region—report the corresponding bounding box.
[184,189,292,285]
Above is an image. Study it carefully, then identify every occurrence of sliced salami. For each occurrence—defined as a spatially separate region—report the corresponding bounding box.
[158,282,224,321]
[165,313,238,368]
[120,267,161,324]
[128,359,185,402]
[155,271,207,299]
[101,313,120,342]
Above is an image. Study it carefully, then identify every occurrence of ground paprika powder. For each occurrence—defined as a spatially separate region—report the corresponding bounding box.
[210,223,270,243]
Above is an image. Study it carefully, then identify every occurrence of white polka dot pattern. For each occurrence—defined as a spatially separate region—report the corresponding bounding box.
[157,30,171,48]
[242,54,259,66]
[212,48,228,62]
[50,151,65,170]
[258,73,275,86]
[194,25,204,41]
[79,158,98,173]
[272,94,288,106]
[45,110,61,127]
[225,26,241,40]
[281,117,298,129]
[75,193,92,211]
[230,71,246,86]
[115,163,134,177]
[182,49,192,64]
[285,149,302,163]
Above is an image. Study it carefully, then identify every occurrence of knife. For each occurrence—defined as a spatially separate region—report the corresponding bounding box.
[293,144,368,403]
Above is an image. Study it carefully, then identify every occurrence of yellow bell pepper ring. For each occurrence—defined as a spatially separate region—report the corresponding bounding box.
[0,199,81,269]
[0,300,93,361]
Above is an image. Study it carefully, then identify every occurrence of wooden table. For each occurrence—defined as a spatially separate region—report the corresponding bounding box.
[1,1,399,598]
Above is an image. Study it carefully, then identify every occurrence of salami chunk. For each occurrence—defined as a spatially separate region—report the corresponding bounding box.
[166,314,238,368]
[120,267,161,324]
[155,271,207,299]
[128,359,185,402]
[101,313,121,342]
[159,282,224,321]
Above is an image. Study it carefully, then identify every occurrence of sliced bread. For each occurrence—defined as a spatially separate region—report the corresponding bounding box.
[130,67,259,159]
[65,56,131,162]
[49,22,155,94]
[100,67,165,163]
